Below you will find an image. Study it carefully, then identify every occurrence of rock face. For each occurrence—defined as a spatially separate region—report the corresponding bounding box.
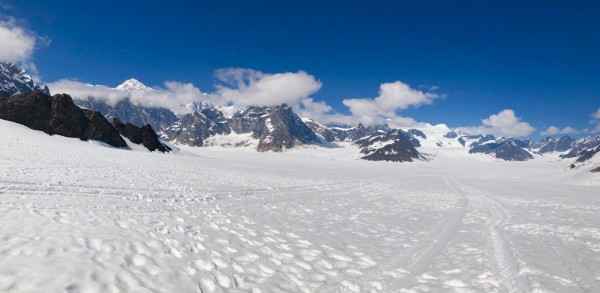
[112,119,170,152]
[0,62,49,97]
[469,140,534,161]
[356,129,423,162]
[160,108,231,146]
[76,97,178,131]
[561,137,600,163]
[0,92,127,147]
[302,119,336,143]
[229,105,319,152]
[530,136,575,153]
[591,166,600,173]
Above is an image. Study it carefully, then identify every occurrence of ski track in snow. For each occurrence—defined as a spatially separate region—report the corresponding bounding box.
[1,121,600,292]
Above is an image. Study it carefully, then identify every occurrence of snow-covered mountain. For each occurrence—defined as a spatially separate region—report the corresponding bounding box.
[76,97,179,131]
[0,62,49,97]
[561,136,600,163]
[530,136,576,154]
[356,129,424,162]
[74,79,178,130]
[159,107,231,147]
[115,78,154,92]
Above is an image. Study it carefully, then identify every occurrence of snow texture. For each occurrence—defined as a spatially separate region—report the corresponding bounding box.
[0,119,599,292]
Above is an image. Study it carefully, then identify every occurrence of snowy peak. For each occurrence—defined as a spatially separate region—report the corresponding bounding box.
[530,135,575,154]
[116,78,153,92]
[356,129,423,162]
[0,62,49,96]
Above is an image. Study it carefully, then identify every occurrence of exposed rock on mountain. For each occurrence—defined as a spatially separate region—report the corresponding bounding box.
[356,129,423,162]
[303,119,336,143]
[111,119,170,152]
[530,136,575,153]
[0,92,127,147]
[76,97,178,131]
[329,124,373,142]
[160,108,231,146]
[230,105,319,152]
[469,139,534,161]
[561,137,600,163]
[0,62,49,97]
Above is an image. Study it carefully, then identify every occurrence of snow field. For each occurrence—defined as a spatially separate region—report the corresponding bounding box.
[1,119,599,292]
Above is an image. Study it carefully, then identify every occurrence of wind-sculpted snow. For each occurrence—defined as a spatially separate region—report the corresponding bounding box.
[1,119,600,292]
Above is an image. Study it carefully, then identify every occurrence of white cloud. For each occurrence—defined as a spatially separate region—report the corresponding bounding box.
[343,81,440,117]
[214,68,322,107]
[540,126,579,136]
[46,79,203,114]
[294,98,355,126]
[458,109,535,137]
[593,108,600,120]
[336,81,440,128]
[0,16,36,63]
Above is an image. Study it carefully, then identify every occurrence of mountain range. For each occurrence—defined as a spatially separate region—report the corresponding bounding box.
[1,62,599,168]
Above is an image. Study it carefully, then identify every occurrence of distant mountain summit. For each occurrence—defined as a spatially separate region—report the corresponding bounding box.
[0,62,49,97]
[116,78,153,92]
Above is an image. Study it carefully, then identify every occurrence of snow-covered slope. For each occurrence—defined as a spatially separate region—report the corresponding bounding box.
[2,118,600,292]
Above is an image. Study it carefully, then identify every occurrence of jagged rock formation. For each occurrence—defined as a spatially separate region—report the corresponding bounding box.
[356,129,423,162]
[0,92,127,147]
[330,124,372,142]
[76,97,178,130]
[561,137,600,163]
[530,136,575,153]
[302,119,336,143]
[0,62,49,96]
[230,105,319,152]
[111,119,170,152]
[160,108,231,146]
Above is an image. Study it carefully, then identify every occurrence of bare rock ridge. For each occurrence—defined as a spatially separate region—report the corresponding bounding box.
[161,104,320,152]
[111,118,171,153]
[160,108,231,147]
[356,129,423,162]
[0,92,127,147]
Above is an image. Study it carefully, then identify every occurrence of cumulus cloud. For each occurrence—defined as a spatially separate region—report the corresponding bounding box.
[294,98,355,126]
[336,81,440,127]
[0,16,36,63]
[458,109,535,137]
[593,108,600,120]
[214,68,322,107]
[343,81,440,117]
[47,79,203,114]
[540,126,579,136]
[591,108,600,133]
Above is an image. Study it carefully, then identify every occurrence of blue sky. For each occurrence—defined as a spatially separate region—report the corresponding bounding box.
[1,0,600,137]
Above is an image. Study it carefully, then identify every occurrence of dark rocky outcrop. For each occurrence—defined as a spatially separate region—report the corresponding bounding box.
[591,166,600,173]
[0,92,127,147]
[356,129,423,162]
[112,119,171,152]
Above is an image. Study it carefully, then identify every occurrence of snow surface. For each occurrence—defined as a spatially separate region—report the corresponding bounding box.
[1,119,600,292]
